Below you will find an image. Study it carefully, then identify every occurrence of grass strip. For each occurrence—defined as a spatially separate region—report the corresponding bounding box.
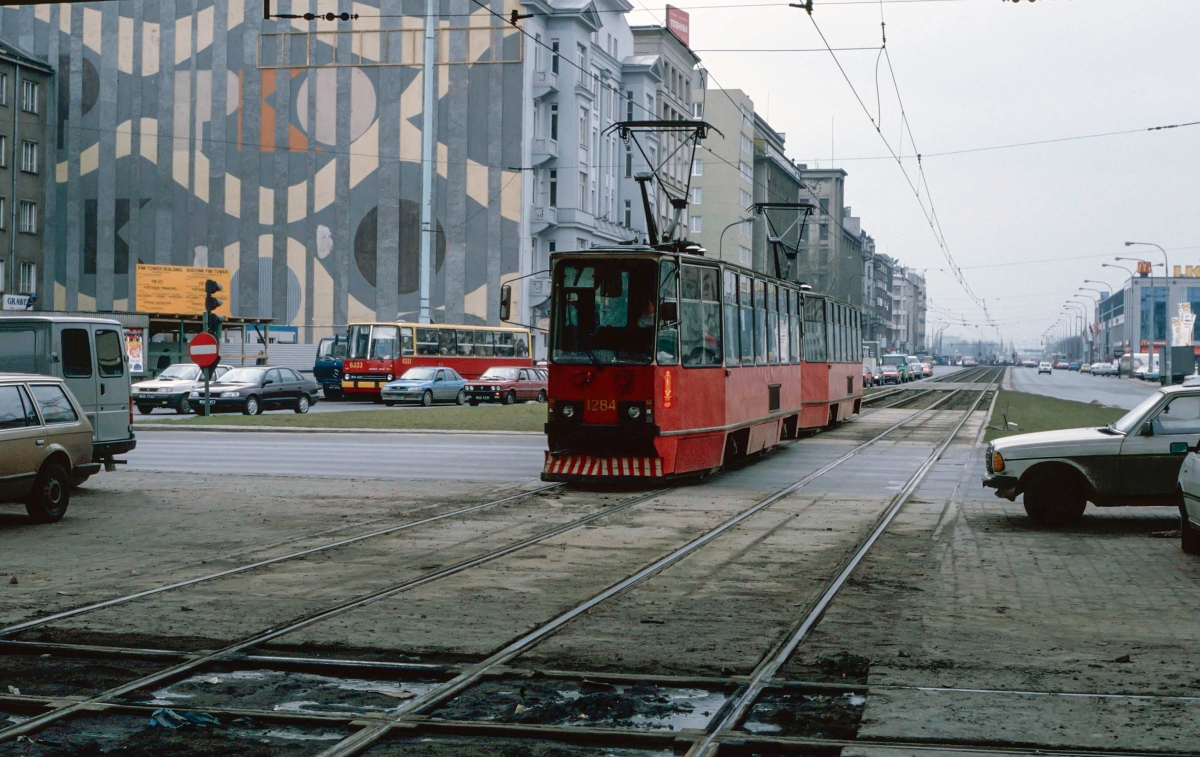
[986,389,1126,442]
[137,402,547,432]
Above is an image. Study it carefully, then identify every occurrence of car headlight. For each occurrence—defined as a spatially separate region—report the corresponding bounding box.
[992,450,1005,473]
[190,391,200,397]
[221,391,239,398]
[562,405,575,418]
[627,405,641,419]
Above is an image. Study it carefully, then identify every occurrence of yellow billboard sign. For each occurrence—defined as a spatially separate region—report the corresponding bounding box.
[135,264,232,317]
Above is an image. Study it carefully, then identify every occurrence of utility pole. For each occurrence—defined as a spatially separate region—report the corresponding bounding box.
[417,0,438,324]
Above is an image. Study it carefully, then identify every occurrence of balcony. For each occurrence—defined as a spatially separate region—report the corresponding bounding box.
[532,69,558,98]
[530,205,557,233]
[531,138,557,166]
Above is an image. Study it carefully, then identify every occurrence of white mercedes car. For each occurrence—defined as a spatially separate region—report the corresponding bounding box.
[984,386,1200,526]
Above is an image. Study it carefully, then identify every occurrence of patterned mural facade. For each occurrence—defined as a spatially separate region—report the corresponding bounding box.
[2,0,524,338]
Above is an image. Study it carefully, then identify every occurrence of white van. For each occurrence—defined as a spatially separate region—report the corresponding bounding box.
[0,316,136,473]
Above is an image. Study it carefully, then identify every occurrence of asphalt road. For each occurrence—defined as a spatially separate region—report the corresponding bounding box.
[138,394,541,419]
[128,430,548,481]
[1008,366,1159,409]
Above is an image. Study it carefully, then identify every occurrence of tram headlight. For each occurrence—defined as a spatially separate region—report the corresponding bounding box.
[627,406,641,419]
[562,405,575,418]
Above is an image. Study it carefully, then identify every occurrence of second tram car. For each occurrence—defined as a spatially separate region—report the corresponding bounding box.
[542,247,861,483]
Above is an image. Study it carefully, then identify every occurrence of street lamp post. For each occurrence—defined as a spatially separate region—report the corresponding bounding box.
[1074,293,1099,362]
[1065,302,1086,361]
[719,217,755,264]
[1126,242,1172,384]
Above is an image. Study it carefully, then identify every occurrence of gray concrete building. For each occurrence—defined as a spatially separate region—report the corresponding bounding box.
[2,0,524,340]
[686,84,754,268]
[794,166,862,306]
[0,38,53,307]
[891,264,926,353]
[863,249,894,348]
[752,113,805,280]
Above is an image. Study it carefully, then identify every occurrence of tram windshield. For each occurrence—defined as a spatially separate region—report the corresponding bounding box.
[552,259,658,365]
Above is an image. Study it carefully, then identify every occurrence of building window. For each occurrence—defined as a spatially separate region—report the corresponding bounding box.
[624,199,632,227]
[549,105,558,141]
[0,197,5,229]
[576,43,586,77]
[740,220,752,238]
[20,141,36,174]
[693,102,703,118]
[20,80,38,114]
[548,169,557,207]
[19,200,36,234]
[818,198,829,214]
[625,144,632,178]
[738,246,751,266]
[741,134,753,154]
[739,188,752,210]
[576,237,587,250]
[551,40,559,74]
[819,223,829,241]
[739,161,752,182]
[0,74,6,106]
[626,91,634,121]
[691,187,702,205]
[690,216,702,234]
[580,109,589,147]
[579,171,588,212]
[18,261,35,294]
[0,135,6,168]
[692,159,702,176]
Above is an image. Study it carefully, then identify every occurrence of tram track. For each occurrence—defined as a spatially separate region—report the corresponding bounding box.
[0,372,996,749]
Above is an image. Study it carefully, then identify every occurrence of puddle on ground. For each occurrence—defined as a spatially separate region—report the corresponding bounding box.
[373,735,674,756]
[0,654,169,697]
[741,689,866,739]
[0,713,347,756]
[434,678,727,731]
[3,711,29,727]
[123,669,441,717]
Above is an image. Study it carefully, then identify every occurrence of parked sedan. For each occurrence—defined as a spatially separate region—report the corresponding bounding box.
[132,363,232,415]
[381,367,468,406]
[1179,451,1200,554]
[465,366,547,406]
[190,366,320,415]
[984,386,1200,525]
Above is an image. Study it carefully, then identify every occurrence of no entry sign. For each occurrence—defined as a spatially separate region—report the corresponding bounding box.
[188,332,220,368]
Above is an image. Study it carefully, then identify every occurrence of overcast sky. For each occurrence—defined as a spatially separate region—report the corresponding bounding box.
[627,0,1200,347]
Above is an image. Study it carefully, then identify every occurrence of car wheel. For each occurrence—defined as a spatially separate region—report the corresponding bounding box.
[455,389,467,406]
[325,389,343,401]
[25,462,70,524]
[1182,504,1200,555]
[136,405,154,415]
[537,390,547,403]
[421,390,433,407]
[469,399,481,406]
[176,396,192,415]
[503,390,517,405]
[1023,469,1087,526]
[295,395,310,414]
[384,401,397,407]
[243,395,261,416]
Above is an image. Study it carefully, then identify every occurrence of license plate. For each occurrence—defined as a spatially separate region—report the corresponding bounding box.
[198,399,216,405]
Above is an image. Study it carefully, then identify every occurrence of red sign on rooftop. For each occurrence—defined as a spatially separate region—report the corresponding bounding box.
[666,5,690,46]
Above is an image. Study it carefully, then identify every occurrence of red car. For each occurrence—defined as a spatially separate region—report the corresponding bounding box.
[465,366,547,406]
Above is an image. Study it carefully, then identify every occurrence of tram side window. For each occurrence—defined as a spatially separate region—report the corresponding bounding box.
[723,270,739,366]
[833,305,842,363]
[804,296,827,362]
[680,265,721,367]
[753,279,767,365]
[416,327,438,356]
[400,327,415,357]
[739,275,754,366]
[827,301,838,363]
[456,330,475,356]
[778,288,789,365]
[766,283,779,365]
[495,331,515,357]
[475,330,494,357]
[657,259,679,365]
[371,325,400,360]
[789,290,801,364]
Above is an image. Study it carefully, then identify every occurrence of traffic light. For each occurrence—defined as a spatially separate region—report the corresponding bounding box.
[204,279,226,335]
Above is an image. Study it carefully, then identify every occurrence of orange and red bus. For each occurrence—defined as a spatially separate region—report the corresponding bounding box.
[339,322,532,399]
[541,247,861,483]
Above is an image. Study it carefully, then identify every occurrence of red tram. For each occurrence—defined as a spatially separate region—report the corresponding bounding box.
[542,247,862,483]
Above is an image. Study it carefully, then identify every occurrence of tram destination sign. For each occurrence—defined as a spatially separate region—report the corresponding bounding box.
[136,264,232,317]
